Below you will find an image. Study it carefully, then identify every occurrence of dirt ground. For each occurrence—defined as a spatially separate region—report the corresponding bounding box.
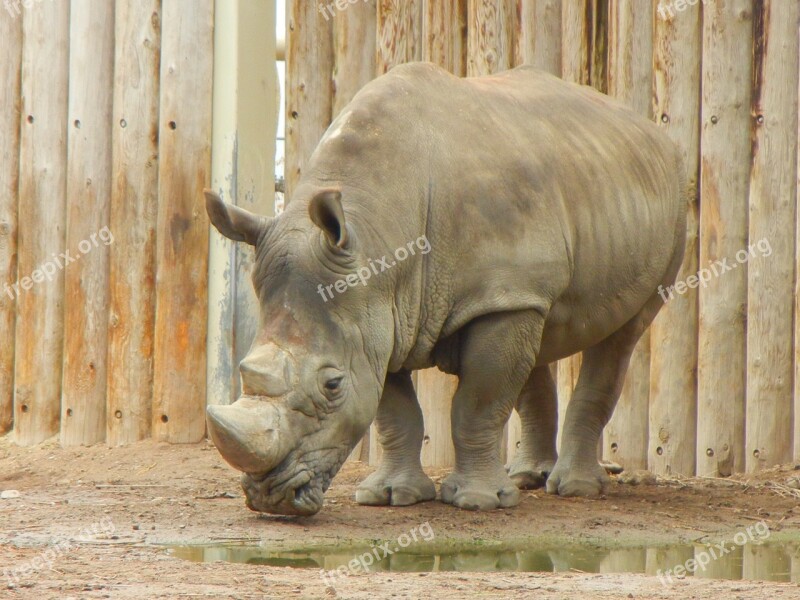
[2,437,800,599]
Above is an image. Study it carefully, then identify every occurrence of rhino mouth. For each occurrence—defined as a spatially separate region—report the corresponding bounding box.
[241,447,349,516]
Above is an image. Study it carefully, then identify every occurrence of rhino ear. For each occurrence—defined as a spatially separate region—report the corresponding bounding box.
[309,189,348,249]
[205,189,267,246]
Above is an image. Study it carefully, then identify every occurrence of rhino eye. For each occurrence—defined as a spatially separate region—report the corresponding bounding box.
[318,368,345,403]
[324,377,343,393]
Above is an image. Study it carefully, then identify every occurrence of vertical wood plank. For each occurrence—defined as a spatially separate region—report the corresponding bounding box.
[561,0,591,84]
[208,0,279,415]
[377,0,422,73]
[422,0,467,75]
[368,0,423,466]
[286,0,334,199]
[230,4,278,400]
[507,0,561,461]
[60,0,115,446]
[333,0,377,117]
[648,0,701,476]
[696,0,753,477]
[151,0,214,443]
[557,0,590,453]
[106,0,161,446]
[607,0,652,117]
[415,0,467,468]
[14,1,70,446]
[206,0,238,411]
[467,0,516,462]
[559,0,608,458]
[332,0,378,463]
[0,9,22,435]
[602,0,653,471]
[747,0,798,470]
[556,354,581,451]
[795,9,800,466]
[514,0,562,73]
[467,0,516,77]
[416,371,458,468]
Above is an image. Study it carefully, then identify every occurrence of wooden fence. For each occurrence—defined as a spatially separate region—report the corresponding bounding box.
[2,0,799,481]
[0,0,277,446]
[286,0,800,478]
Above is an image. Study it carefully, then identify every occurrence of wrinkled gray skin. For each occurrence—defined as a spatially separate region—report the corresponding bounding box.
[205,63,686,516]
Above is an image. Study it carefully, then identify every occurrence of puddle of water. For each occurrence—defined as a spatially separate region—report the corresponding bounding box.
[167,540,800,582]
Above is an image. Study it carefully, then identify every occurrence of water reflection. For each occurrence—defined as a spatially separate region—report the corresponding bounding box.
[168,541,800,583]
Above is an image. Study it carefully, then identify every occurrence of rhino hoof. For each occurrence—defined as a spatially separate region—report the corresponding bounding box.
[355,470,436,506]
[545,462,609,497]
[440,472,520,510]
[507,458,556,490]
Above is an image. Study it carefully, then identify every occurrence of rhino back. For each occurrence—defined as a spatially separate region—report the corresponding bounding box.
[300,63,685,366]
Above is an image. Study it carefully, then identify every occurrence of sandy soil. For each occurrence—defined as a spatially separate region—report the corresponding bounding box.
[2,437,800,599]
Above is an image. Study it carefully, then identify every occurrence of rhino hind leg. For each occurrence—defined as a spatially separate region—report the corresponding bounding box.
[546,292,665,498]
[441,309,546,511]
[355,370,436,507]
[507,365,558,489]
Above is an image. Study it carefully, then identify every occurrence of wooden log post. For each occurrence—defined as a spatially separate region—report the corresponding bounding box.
[377,0,422,74]
[207,0,278,416]
[14,2,70,446]
[557,0,588,453]
[229,5,278,391]
[467,0,516,463]
[795,8,800,466]
[558,0,606,458]
[285,0,334,200]
[151,0,214,443]
[106,0,162,446]
[648,0,702,477]
[412,0,468,469]
[602,0,653,471]
[467,0,515,77]
[332,0,378,463]
[747,0,798,471]
[422,0,467,75]
[0,11,22,435]
[60,0,115,446]
[514,0,562,73]
[561,0,592,85]
[696,0,753,477]
[334,0,377,117]
[369,0,423,467]
[508,0,561,462]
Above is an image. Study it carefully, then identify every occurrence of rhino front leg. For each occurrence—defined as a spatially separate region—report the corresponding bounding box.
[355,370,436,506]
[507,365,558,489]
[441,310,545,511]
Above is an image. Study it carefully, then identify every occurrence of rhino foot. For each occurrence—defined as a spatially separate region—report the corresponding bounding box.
[355,468,436,506]
[545,460,610,497]
[507,458,556,490]
[440,471,520,511]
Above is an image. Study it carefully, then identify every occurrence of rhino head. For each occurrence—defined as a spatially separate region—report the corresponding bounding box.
[204,186,396,516]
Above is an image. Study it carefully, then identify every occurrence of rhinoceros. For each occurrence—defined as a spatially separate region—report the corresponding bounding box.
[204,62,686,516]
